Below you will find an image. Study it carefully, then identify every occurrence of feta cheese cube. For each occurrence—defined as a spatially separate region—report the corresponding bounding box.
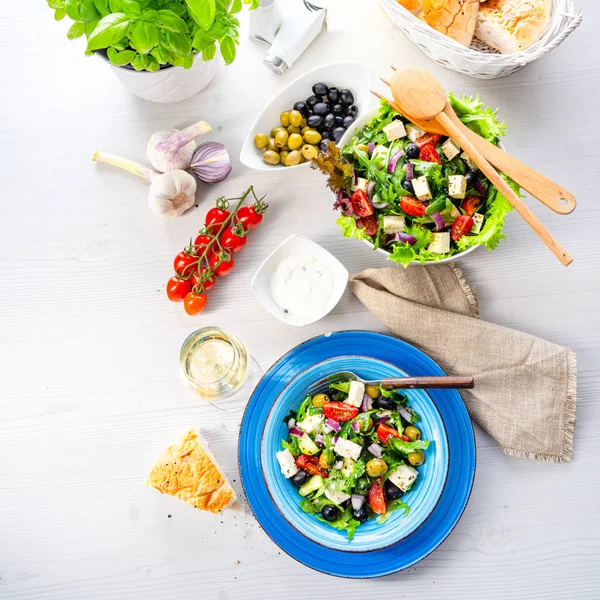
[428,232,450,254]
[334,437,363,461]
[405,123,425,143]
[388,464,418,491]
[297,413,324,434]
[471,213,484,234]
[382,215,406,234]
[345,380,365,408]
[441,204,461,225]
[383,120,407,142]
[441,138,460,161]
[411,176,432,201]
[324,485,351,505]
[351,177,369,193]
[276,449,299,479]
[372,145,389,168]
[460,151,477,171]
[341,456,355,477]
[448,175,467,199]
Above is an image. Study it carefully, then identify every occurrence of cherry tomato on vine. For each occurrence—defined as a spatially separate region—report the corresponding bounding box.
[400,196,427,217]
[322,402,358,423]
[221,227,247,254]
[209,252,235,277]
[173,251,197,277]
[419,143,442,165]
[166,276,191,302]
[183,292,207,316]
[194,234,216,258]
[351,189,374,217]
[191,268,216,291]
[451,215,474,241]
[205,208,231,235]
[236,205,263,231]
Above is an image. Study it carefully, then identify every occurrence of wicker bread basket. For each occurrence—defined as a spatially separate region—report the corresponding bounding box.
[379,0,583,79]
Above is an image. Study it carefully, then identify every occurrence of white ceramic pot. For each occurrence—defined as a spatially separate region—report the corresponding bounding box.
[104,54,218,104]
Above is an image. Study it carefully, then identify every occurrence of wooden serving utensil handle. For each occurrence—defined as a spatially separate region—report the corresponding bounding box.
[381,376,474,389]
[437,106,573,267]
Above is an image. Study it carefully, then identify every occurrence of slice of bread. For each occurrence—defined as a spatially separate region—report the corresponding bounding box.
[422,0,481,47]
[397,0,423,13]
[476,0,552,53]
[146,429,235,514]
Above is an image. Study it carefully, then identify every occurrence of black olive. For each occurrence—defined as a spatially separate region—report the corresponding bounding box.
[406,143,420,159]
[345,104,358,117]
[384,480,404,500]
[465,169,477,187]
[320,139,332,152]
[323,113,336,129]
[327,87,339,104]
[313,102,329,116]
[343,115,355,128]
[352,504,369,523]
[373,396,396,410]
[334,115,345,127]
[312,82,329,97]
[321,505,339,522]
[332,103,344,116]
[320,129,333,140]
[291,471,309,487]
[306,95,319,109]
[340,498,351,509]
[293,101,308,117]
[402,180,414,194]
[340,89,354,105]
[332,127,346,142]
[307,114,323,128]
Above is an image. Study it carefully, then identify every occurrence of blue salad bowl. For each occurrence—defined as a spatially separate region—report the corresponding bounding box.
[260,355,449,553]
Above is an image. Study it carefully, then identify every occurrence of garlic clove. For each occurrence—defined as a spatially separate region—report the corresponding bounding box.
[148,170,197,218]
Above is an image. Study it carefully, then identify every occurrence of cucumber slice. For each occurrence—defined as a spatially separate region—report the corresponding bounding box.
[298,433,319,456]
[299,475,325,497]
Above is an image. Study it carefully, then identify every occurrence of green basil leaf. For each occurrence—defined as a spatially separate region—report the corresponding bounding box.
[230,0,242,13]
[67,21,86,39]
[169,52,193,68]
[80,0,101,21]
[165,1,187,16]
[65,0,80,20]
[94,0,111,15]
[84,20,99,36]
[130,53,148,70]
[192,28,215,50]
[87,13,130,50]
[54,7,67,20]
[121,0,141,16]
[162,30,191,55]
[185,0,215,31]
[129,20,159,53]
[112,38,129,49]
[107,46,136,64]
[46,0,64,9]
[151,43,170,63]
[215,0,230,10]
[219,34,235,65]
[145,55,160,71]
[157,9,188,32]
[109,0,124,11]
[202,43,216,61]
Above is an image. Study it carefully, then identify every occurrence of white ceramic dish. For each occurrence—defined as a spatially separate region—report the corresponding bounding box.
[251,235,348,327]
[335,106,506,265]
[240,62,374,172]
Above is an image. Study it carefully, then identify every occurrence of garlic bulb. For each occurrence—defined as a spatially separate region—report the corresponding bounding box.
[147,121,212,173]
[92,151,197,218]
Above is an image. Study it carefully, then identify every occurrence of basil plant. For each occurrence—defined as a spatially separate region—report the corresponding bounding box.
[47,0,259,71]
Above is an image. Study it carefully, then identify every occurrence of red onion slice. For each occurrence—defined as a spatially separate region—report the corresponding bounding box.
[289,427,304,438]
[371,199,389,209]
[431,211,446,232]
[398,405,412,422]
[368,142,375,158]
[474,176,487,196]
[287,418,296,429]
[333,460,343,470]
[351,421,360,433]
[333,191,353,216]
[373,415,390,427]
[367,443,383,458]
[190,142,232,183]
[332,435,339,444]
[366,180,376,200]
[390,232,417,246]
[387,149,405,174]
[351,494,365,511]
[314,434,325,445]
[359,393,373,412]
[405,162,414,181]
[325,418,341,433]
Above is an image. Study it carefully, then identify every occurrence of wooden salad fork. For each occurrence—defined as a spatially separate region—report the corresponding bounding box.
[371,68,576,216]
[377,67,573,266]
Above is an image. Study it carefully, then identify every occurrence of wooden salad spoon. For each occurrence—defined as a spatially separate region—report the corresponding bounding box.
[389,67,573,266]
[372,88,576,216]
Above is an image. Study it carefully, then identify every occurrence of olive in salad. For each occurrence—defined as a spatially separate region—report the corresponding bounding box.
[276,378,430,540]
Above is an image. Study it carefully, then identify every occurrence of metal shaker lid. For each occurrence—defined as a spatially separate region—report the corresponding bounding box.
[263,52,288,75]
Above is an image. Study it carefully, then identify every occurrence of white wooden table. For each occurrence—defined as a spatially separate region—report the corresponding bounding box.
[1,1,599,597]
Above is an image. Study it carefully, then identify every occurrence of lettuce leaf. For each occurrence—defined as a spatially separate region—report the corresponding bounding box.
[449,93,507,144]
[316,506,361,541]
[336,215,372,241]
[281,436,301,457]
[376,498,410,524]
[329,381,351,394]
[389,438,431,456]
[386,224,433,267]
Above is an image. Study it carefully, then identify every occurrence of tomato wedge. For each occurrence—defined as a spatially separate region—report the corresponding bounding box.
[377,423,400,445]
[351,189,374,217]
[415,133,441,149]
[451,215,474,241]
[369,477,387,515]
[419,143,442,165]
[296,454,328,478]
[400,196,427,217]
[323,402,359,423]
[461,196,482,217]
[356,215,378,237]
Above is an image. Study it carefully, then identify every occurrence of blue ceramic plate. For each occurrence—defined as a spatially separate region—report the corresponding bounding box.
[238,331,476,578]
[261,356,449,552]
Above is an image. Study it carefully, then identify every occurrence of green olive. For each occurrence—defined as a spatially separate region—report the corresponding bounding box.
[407,450,424,466]
[365,385,380,399]
[301,126,311,136]
[303,130,322,145]
[358,417,373,432]
[271,126,285,138]
[312,393,329,408]
[267,137,277,152]
[285,150,301,166]
[275,130,289,148]
[404,425,421,442]
[299,154,307,164]
[279,150,289,165]
[319,453,330,469]
[287,125,301,135]
[280,111,290,127]
[262,150,280,165]
[289,110,303,127]
[288,133,303,151]
[254,133,269,149]
[301,144,318,160]
[301,117,307,127]
[366,458,388,477]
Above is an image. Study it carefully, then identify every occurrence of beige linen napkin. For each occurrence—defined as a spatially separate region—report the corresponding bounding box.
[349,264,577,463]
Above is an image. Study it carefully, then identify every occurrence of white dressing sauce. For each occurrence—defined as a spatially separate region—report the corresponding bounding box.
[270,255,334,319]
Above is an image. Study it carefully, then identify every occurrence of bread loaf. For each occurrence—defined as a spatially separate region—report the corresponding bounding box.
[396,0,423,13]
[422,0,481,47]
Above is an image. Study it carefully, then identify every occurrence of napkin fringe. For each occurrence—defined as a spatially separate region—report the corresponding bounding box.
[501,349,577,463]
[449,263,480,319]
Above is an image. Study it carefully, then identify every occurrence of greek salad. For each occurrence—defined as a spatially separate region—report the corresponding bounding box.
[312,96,521,267]
[276,378,430,540]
